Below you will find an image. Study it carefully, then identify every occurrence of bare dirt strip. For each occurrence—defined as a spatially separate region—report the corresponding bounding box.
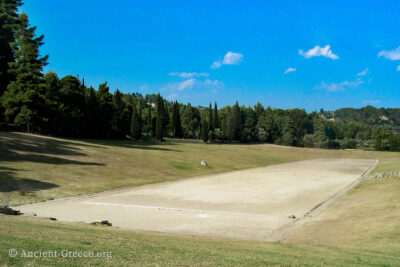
[17,159,377,241]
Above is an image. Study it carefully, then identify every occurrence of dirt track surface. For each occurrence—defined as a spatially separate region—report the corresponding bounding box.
[17,159,377,241]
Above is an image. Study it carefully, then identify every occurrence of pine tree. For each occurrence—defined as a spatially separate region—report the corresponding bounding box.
[313,118,328,148]
[131,104,141,139]
[97,81,113,137]
[282,116,296,146]
[156,94,165,140]
[0,0,22,97]
[213,102,219,129]
[2,12,48,131]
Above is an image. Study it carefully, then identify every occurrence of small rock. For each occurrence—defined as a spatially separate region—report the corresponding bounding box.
[91,220,112,226]
[49,217,57,221]
[201,160,208,167]
[288,215,296,219]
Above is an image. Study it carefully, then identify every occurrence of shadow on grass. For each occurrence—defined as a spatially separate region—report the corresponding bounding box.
[0,167,58,194]
[0,132,103,197]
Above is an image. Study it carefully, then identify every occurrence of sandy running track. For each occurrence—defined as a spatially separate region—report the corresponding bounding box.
[17,159,377,241]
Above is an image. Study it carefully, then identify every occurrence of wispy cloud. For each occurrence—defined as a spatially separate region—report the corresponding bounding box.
[397,65,400,71]
[164,79,224,93]
[211,51,243,69]
[284,67,296,74]
[357,68,368,76]
[317,79,364,92]
[169,72,209,78]
[177,78,196,91]
[378,46,400,61]
[211,61,222,69]
[299,45,339,60]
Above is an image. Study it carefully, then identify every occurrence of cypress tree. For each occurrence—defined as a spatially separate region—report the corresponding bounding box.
[200,118,208,142]
[156,94,165,140]
[131,104,141,139]
[163,101,170,136]
[172,101,182,138]
[228,102,242,141]
[208,103,213,131]
[2,12,48,131]
[213,102,219,129]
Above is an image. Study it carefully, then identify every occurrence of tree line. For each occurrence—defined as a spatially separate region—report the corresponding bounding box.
[0,0,399,151]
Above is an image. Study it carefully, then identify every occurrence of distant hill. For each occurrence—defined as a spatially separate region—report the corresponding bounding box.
[322,106,400,132]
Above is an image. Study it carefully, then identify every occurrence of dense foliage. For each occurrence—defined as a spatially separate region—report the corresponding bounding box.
[0,0,399,151]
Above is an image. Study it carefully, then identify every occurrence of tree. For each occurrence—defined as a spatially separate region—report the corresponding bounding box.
[200,118,208,142]
[172,101,182,138]
[156,94,165,140]
[2,12,48,131]
[111,89,128,138]
[313,118,328,148]
[0,0,22,97]
[241,107,256,142]
[372,126,392,151]
[181,103,200,138]
[213,102,219,129]
[131,104,141,139]
[97,81,113,137]
[163,101,170,136]
[57,75,85,136]
[282,116,296,146]
[208,103,213,132]
[228,102,242,141]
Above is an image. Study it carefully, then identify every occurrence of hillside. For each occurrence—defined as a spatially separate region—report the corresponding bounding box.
[323,106,400,132]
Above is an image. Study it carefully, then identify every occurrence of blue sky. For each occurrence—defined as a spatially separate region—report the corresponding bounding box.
[23,0,400,111]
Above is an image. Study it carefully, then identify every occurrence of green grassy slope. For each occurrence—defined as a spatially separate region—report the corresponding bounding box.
[1,214,400,266]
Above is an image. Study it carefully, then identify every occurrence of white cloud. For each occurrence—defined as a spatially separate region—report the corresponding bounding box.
[397,65,400,71]
[169,72,209,78]
[357,68,368,76]
[378,46,400,61]
[211,51,243,69]
[165,79,224,93]
[284,67,296,74]
[211,61,222,69]
[177,78,196,91]
[299,45,339,60]
[222,51,243,65]
[317,79,364,92]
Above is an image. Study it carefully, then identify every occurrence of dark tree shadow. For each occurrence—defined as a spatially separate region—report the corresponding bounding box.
[0,132,104,166]
[1,167,58,193]
[0,132,104,197]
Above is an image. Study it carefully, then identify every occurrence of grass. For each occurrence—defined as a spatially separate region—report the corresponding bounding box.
[1,131,400,266]
[1,215,400,266]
